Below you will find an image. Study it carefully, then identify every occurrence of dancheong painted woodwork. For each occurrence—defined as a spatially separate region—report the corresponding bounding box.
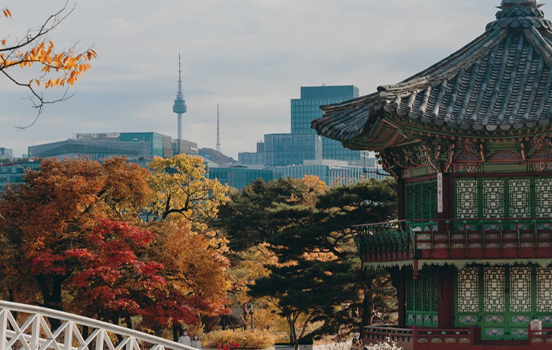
[312,0,552,348]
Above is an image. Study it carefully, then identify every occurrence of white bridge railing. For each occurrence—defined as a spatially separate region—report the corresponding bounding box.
[0,301,197,350]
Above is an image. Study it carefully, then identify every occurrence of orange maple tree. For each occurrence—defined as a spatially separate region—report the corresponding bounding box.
[0,4,96,127]
[0,158,150,312]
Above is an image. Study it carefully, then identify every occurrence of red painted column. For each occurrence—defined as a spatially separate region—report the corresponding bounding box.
[438,266,454,329]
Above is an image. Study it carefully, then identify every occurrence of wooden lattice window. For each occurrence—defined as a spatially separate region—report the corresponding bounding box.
[484,267,505,313]
[405,268,439,327]
[457,267,479,313]
[537,267,552,312]
[405,180,438,220]
[455,177,552,219]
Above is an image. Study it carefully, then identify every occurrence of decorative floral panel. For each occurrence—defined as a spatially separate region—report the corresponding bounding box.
[485,316,504,324]
[510,267,532,313]
[536,179,552,218]
[484,267,505,313]
[456,179,478,219]
[509,179,531,218]
[458,267,479,313]
[482,180,504,219]
[537,267,552,312]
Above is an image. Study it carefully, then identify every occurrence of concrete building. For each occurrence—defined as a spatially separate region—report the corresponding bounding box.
[172,139,199,156]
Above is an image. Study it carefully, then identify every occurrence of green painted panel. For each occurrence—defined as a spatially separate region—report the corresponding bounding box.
[483,163,528,173]
[456,265,544,341]
[405,268,438,328]
[405,180,437,220]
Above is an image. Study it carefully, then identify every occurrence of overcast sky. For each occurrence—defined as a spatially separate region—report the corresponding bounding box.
[0,0,501,157]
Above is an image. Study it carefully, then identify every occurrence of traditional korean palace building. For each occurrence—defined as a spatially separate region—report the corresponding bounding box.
[312,0,552,349]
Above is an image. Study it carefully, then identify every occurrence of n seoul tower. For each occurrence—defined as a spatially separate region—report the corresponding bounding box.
[173,54,187,141]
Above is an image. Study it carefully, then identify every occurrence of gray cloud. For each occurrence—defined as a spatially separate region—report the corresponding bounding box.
[0,0,506,156]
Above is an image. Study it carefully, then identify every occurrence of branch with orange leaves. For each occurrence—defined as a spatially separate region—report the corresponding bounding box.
[0,1,97,128]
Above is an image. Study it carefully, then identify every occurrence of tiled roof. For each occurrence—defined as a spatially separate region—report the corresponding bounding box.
[312,3,552,145]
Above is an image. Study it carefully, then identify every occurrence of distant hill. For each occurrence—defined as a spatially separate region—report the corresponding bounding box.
[198,148,236,165]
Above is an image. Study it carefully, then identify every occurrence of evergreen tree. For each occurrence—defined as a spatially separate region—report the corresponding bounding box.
[246,178,397,342]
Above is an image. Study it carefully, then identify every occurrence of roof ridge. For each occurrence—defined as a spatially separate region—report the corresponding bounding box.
[378,29,508,95]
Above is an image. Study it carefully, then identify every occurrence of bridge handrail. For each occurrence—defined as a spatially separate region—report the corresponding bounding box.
[0,301,196,350]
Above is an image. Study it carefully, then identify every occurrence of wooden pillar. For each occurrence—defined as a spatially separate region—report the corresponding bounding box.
[438,266,455,329]
[438,173,452,231]
[397,269,406,328]
[397,177,405,221]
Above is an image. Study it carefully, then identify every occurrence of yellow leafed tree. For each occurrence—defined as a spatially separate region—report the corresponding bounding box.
[147,154,229,230]
[0,4,96,127]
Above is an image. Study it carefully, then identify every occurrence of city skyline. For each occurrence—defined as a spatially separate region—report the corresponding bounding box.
[0,0,492,158]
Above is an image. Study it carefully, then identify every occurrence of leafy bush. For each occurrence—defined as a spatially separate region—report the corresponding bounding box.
[365,341,402,350]
[203,329,276,349]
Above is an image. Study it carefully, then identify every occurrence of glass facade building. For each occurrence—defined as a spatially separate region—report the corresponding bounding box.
[120,132,165,159]
[208,166,274,190]
[29,139,151,161]
[0,161,40,189]
[238,152,265,166]
[291,85,361,161]
[273,161,385,187]
[264,133,321,167]
[30,132,197,162]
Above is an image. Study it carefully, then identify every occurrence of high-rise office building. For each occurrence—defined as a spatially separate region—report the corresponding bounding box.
[291,85,361,161]
[207,166,274,190]
[264,133,321,167]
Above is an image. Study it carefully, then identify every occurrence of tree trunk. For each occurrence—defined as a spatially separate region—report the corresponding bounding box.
[173,324,179,342]
[287,316,298,350]
[362,276,375,329]
[362,289,375,327]
[125,316,133,329]
[38,275,65,330]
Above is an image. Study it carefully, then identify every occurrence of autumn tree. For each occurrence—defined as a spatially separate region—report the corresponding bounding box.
[145,155,231,338]
[0,156,232,337]
[147,155,229,230]
[1,3,96,126]
[147,221,231,337]
[0,158,151,312]
[66,219,166,327]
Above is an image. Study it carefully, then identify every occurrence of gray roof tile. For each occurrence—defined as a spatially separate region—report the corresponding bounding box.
[312,4,552,142]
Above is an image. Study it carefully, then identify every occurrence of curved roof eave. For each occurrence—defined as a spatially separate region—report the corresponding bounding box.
[312,3,552,150]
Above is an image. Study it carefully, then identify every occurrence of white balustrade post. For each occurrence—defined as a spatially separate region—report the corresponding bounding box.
[31,313,40,350]
[0,309,8,350]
